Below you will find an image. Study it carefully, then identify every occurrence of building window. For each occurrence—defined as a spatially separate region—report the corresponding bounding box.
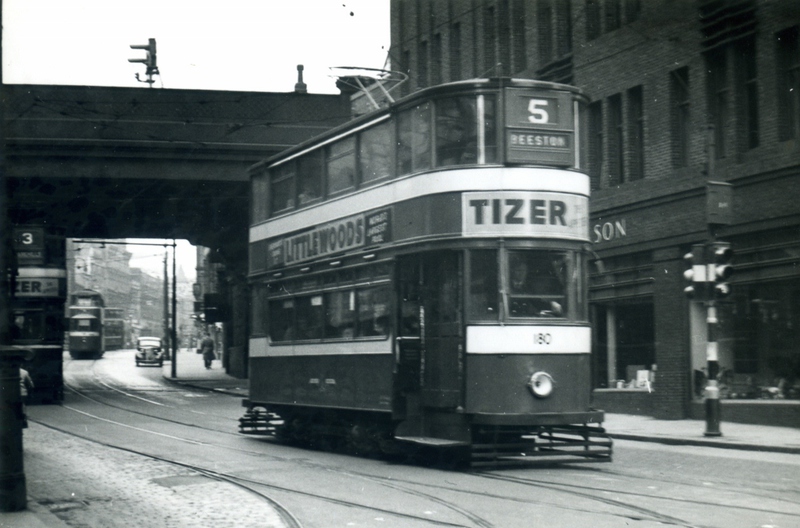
[588,101,603,191]
[625,0,641,23]
[608,94,624,185]
[706,49,729,159]
[556,0,573,56]
[627,86,644,181]
[432,33,442,86]
[484,6,497,75]
[538,0,554,65]
[499,0,511,76]
[670,67,691,168]
[401,50,411,97]
[450,23,462,81]
[776,26,800,141]
[418,40,429,89]
[605,0,621,32]
[736,36,759,150]
[586,0,601,40]
[512,0,526,72]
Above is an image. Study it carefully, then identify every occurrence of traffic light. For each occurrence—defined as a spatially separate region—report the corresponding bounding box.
[683,243,707,299]
[129,38,158,75]
[710,241,734,298]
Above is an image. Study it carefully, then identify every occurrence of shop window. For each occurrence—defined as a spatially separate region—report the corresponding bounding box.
[722,280,800,400]
[593,302,655,389]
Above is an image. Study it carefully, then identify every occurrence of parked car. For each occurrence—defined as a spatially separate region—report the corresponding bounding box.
[135,336,165,367]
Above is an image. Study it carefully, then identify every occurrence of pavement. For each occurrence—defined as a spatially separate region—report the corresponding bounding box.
[4,349,800,527]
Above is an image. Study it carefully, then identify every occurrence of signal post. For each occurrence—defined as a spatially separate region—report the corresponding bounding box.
[684,181,734,437]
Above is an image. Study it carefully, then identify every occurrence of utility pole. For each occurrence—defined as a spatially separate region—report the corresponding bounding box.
[171,241,177,379]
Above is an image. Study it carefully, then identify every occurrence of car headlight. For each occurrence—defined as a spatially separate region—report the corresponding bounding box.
[528,371,555,398]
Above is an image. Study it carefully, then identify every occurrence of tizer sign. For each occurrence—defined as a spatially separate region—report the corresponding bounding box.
[462,192,589,241]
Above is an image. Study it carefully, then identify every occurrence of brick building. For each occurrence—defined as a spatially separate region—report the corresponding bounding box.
[390,0,800,425]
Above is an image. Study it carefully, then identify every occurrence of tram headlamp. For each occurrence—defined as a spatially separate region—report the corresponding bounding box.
[528,371,555,398]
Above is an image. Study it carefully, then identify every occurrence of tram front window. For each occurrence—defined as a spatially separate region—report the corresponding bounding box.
[507,250,569,318]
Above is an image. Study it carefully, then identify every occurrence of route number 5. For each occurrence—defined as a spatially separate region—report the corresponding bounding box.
[528,99,550,124]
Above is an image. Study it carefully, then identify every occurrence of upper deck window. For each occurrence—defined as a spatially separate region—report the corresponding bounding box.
[297,150,323,205]
[359,120,394,185]
[251,172,269,223]
[436,97,478,166]
[398,103,432,174]
[270,163,295,214]
[327,136,356,195]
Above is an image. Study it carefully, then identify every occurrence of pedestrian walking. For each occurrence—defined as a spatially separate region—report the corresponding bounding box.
[20,367,34,428]
[200,332,216,369]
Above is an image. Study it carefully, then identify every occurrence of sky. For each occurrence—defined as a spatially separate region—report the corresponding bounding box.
[126,239,196,281]
[2,0,391,94]
[3,0,391,279]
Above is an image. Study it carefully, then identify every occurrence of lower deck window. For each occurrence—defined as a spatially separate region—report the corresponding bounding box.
[269,284,391,344]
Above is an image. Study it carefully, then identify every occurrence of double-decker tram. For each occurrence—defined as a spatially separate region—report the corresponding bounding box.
[103,307,126,351]
[67,289,105,359]
[241,78,612,465]
[10,226,68,403]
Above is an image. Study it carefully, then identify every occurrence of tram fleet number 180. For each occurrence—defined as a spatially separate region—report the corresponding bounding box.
[240,78,612,466]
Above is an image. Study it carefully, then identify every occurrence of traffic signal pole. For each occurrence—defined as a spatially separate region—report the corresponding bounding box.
[704,299,722,436]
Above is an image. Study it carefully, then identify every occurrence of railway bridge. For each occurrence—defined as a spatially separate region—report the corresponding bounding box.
[1,82,353,374]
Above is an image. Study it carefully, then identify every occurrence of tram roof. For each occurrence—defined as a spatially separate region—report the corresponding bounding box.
[249,77,587,173]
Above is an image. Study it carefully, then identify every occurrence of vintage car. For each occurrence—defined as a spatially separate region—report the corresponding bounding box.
[135,336,165,367]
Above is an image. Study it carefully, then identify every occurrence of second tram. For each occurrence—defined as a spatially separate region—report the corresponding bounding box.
[241,78,612,465]
[103,307,126,351]
[67,289,105,359]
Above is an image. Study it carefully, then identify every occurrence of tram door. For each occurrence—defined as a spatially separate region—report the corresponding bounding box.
[419,252,462,408]
[395,252,463,425]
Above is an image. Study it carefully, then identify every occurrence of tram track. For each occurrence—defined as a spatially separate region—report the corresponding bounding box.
[52,358,501,527]
[55,356,800,528]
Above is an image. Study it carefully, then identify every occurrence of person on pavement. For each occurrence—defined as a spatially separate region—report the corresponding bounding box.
[200,332,216,369]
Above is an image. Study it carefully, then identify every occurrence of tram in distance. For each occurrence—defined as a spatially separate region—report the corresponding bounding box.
[240,77,612,465]
[103,307,126,351]
[67,289,106,359]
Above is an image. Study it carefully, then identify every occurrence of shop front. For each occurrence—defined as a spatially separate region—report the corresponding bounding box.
[590,215,800,426]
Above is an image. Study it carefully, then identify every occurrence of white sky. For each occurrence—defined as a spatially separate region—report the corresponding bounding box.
[5,1,391,279]
[126,239,196,281]
[2,0,391,94]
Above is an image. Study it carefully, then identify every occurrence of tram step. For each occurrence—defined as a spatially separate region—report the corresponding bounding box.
[394,436,470,447]
[238,409,282,436]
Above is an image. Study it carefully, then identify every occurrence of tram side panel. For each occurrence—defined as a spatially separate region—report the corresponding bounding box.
[249,339,395,413]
